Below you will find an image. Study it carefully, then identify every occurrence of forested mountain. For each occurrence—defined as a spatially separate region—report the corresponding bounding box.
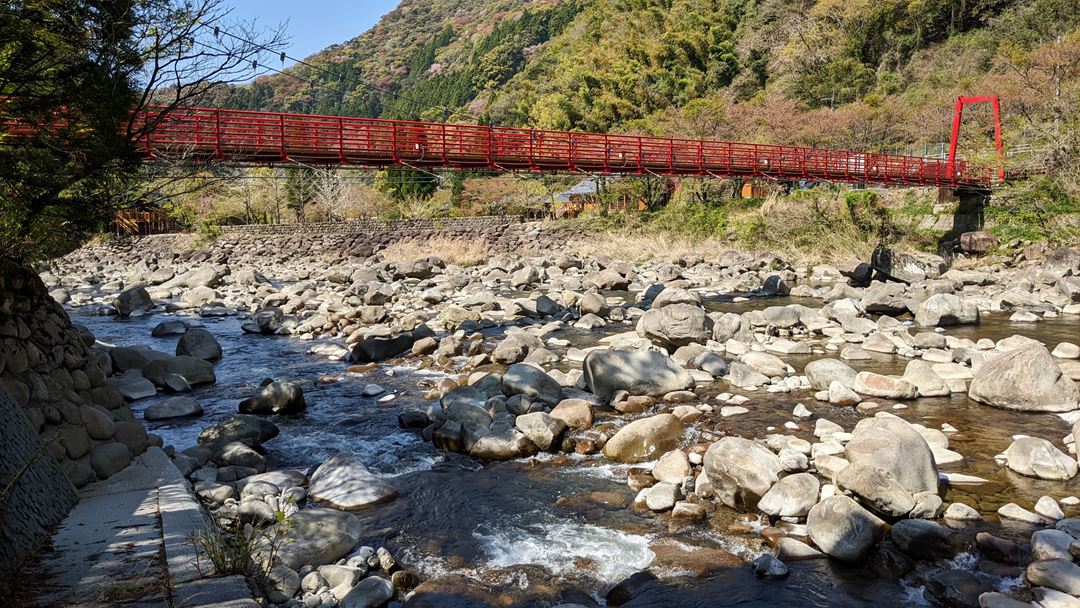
[215,0,1079,168]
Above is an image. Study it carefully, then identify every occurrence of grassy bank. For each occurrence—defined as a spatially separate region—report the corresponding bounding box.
[569,182,1080,265]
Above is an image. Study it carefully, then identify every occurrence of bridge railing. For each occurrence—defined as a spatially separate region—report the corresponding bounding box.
[135,106,993,189]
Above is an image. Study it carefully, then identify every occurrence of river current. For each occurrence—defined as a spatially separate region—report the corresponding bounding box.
[73,293,1080,607]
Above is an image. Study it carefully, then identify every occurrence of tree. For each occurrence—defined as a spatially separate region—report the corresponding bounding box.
[0,0,285,261]
[284,166,316,223]
[374,168,439,202]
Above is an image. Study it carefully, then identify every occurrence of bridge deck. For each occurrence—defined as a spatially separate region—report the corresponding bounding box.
[137,106,992,189]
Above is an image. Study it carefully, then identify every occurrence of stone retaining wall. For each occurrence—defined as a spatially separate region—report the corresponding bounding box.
[90,217,592,264]
[0,259,153,586]
[218,215,521,236]
[0,385,76,590]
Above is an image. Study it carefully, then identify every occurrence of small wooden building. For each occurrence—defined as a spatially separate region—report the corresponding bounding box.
[112,209,181,236]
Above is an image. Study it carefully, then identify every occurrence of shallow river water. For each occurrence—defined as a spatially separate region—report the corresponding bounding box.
[73,294,1080,607]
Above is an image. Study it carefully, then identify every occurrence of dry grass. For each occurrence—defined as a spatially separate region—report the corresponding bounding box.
[571,193,882,266]
[568,233,733,263]
[378,236,491,266]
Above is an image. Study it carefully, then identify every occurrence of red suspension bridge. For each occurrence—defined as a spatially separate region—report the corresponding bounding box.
[135,99,1002,191]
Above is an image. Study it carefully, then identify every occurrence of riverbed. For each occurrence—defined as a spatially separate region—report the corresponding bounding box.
[72,290,1080,607]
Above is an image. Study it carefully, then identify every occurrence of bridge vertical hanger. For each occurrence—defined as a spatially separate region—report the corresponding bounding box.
[948,96,1004,182]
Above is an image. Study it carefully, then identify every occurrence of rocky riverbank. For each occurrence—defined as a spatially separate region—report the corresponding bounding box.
[40,235,1080,607]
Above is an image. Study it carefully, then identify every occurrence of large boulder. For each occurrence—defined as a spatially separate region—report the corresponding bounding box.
[348,325,433,363]
[803,359,858,391]
[851,372,918,399]
[636,304,714,348]
[239,380,306,415]
[90,442,131,478]
[273,508,363,571]
[500,364,563,406]
[582,349,694,402]
[1027,559,1080,596]
[307,453,398,511]
[757,472,820,518]
[348,334,415,363]
[969,345,1080,413]
[113,286,153,317]
[845,415,938,496]
[144,396,204,421]
[958,231,998,255]
[914,294,980,327]
[891,519,953,559]
[176,328,223,361]
[806,495,885,562]
[142,355,216,387]
[741,351,789,377]
[1003,437,1078,481]
[703,437,783,511]
[548,399,593,429]
[466,426,535,461]
[602,414,683,463]
[340,576,395,608]
[198,414,279,451]
[902,360,950,397]
[835,463,914,518]
[514,412,566,451]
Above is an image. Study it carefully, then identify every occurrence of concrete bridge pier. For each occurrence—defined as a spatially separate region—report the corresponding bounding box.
[937,186,991,255]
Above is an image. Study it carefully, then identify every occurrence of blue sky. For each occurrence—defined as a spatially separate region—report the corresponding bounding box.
[223,0,401,66]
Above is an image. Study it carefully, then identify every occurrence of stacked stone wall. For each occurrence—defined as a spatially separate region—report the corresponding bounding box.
[84,216,594,265]
[0,259,153,584]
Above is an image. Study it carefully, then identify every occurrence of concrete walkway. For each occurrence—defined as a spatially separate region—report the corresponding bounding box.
[24,447,260,608]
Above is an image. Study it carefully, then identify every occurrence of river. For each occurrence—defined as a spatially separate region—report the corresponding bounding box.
[72,293,1080,607]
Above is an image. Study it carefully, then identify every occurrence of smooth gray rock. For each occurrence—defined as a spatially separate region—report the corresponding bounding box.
[806,495,885,562]
[113,286,153,317]
[1027,559,1080,596]
[636,304,714,348]
[307,453,398,511]
[340,576,394,608]
[703,437,783,511]
[845,415,938,496]
[925,570,990,608]
[602,414,683,464]
[501,364,563,406]
[969,346,1080,413]
[514,412,566,451]
[214,441,265,472]
[583,349,694,402]
[757,472,819,518]
[143,355,216,387]
[836,463,914,518]
[804,359,858,391]
[90,442,131,478]
[175,328,223,361]
[1032,529,1075,561]
[891,519,953,559]
[1003,437,1078,481]
[914,293,980,327]
[752,554,789,578]
[197,414,279,451]
[145,396,203,421]
[274,508,363,571]
[239,380,306,415]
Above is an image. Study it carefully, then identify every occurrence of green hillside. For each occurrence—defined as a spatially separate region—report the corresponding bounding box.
[185,0,1080,249]
[217,0,1078,164]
